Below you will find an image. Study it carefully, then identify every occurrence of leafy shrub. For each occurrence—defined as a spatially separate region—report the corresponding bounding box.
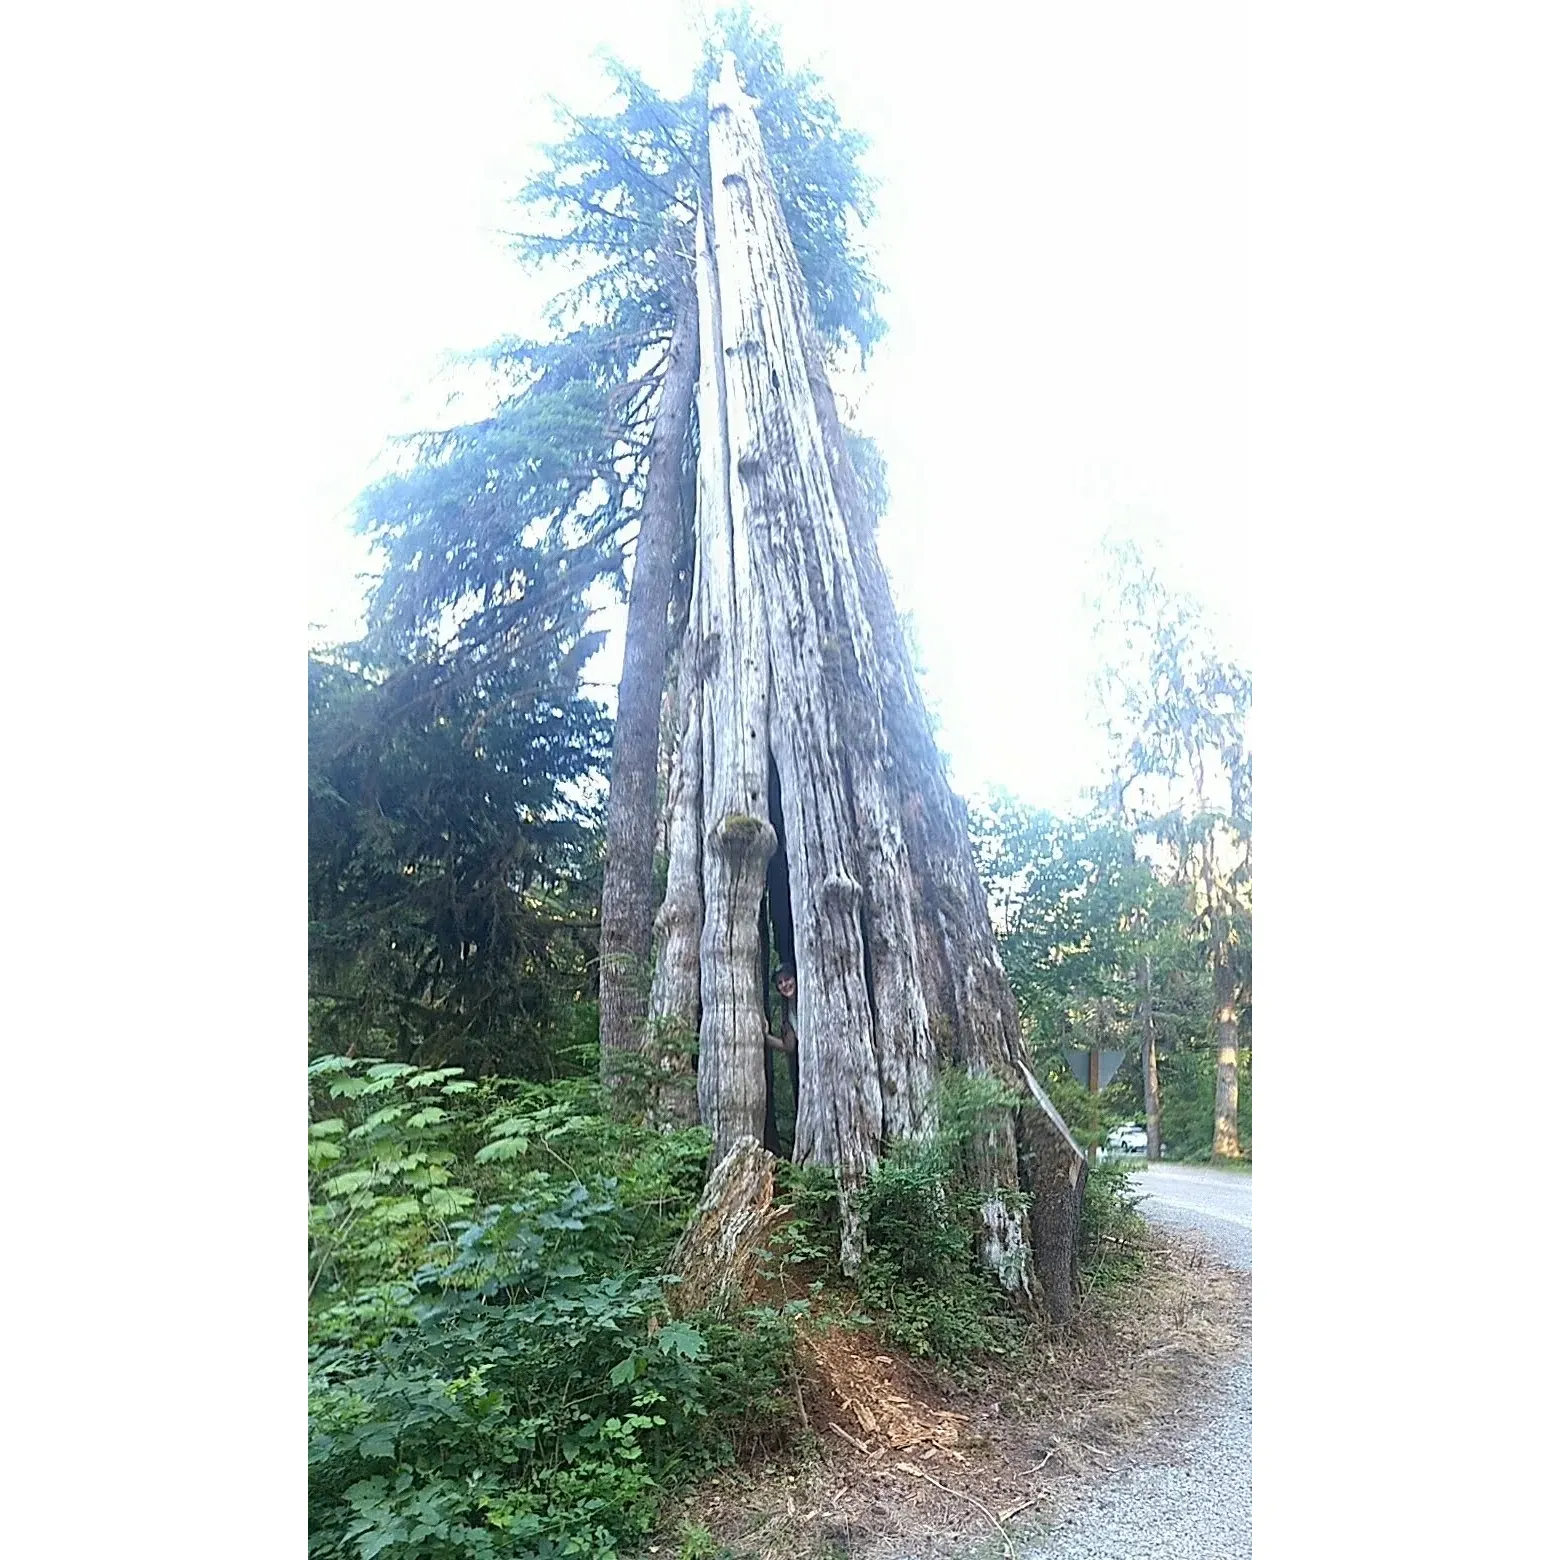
[1079,1157,1148,1286]
[769,1161,841,1275]
[308,1057,799,1560]
[673,1522,720,1560]
[853,1074,1025,1364]
[856,1147,1017,1363]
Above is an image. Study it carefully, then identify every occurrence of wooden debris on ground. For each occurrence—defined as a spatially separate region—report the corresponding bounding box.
[801,1325,971,1462]
[662,1231,1251,1560]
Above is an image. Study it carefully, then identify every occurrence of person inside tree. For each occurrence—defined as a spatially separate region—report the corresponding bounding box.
[770,964,798,1055]
[763,963,799,1156]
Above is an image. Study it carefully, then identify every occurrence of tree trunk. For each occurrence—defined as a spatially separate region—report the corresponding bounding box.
[1211,936,1241,1159]
[648,56,1087,1311]
[794,273,1081,1313]
[1202,834,1242,1162]
[643,605,704,1127]
[691,199,778,1160]
[598,287,699,1101]
[1138,953,1162,1160]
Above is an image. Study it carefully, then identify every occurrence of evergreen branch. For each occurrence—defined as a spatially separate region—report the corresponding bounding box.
[546,97,698,215]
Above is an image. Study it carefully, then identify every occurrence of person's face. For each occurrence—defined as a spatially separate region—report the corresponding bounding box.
[777,974,796,1000]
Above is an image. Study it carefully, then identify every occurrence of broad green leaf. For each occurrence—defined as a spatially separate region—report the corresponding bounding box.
[474,1138,529,1164]
[654,1321,705,1360]
[608,1354,642,1387]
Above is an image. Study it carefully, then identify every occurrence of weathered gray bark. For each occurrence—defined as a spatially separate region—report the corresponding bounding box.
[1138,953,1162,1160]
[666,1135,783,1315]
[599,291,699,1098]
[691,200,778,1158]
[791,266,1084,1313]
[703,67,915,1271]
[649,56,1086,1311]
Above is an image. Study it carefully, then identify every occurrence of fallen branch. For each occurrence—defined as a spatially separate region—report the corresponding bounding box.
[1000,1492,1047,1522]
[892,1462,1015,1560]
[1017,1446,1059,1478]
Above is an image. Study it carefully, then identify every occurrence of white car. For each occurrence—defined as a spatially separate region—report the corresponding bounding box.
[1106,1123,1149,1155]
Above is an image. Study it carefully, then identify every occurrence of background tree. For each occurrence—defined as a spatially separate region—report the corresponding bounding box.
[308,650,608,1077]
[1093,537,1252,1160]
[975,797,1150,1149]
[971,790,1248,1161]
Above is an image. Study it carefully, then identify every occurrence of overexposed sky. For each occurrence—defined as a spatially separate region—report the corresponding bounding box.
[313,0,1248,811]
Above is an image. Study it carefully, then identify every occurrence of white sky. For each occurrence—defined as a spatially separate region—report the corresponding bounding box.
[313,0,1248,812]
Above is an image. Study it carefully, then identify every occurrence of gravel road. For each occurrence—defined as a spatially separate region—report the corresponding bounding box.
[1019,1162,1252,1560]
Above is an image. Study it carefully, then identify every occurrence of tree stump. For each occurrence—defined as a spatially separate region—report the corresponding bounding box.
[666,1135,784,1316]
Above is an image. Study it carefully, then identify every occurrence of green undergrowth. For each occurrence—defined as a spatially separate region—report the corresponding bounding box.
[308,1057,800,1560]
[1079,1157,1150,1288]
[778,1074,1149,1367]
[307,1058,1150,1559]
[852,1075,1028,1365]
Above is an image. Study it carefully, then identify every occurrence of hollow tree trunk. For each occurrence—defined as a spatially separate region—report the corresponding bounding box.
[651,57,1086,1310]
[599,289,700,1102]
[1138,953,1162,1160]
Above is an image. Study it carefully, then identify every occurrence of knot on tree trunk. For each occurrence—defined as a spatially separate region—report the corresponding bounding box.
[710,811,777,860]
[819,872,862,909]
[666,1135,784,1316]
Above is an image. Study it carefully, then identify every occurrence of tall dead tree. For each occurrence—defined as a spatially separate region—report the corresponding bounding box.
[597,289,700,1099]
[633,57,1087,1318]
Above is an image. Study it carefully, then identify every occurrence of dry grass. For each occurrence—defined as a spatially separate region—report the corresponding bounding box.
[656,1229,1250,1560]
